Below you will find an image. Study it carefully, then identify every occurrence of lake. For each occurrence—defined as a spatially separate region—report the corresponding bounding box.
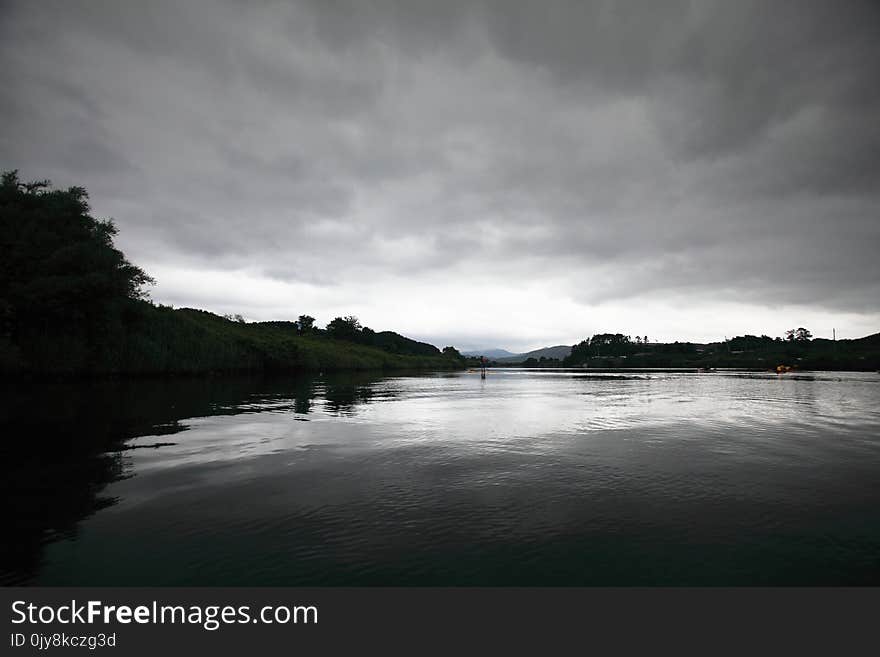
[2,369,879,585]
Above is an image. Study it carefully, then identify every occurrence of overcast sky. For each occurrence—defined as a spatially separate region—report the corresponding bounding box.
[2,1,878,351]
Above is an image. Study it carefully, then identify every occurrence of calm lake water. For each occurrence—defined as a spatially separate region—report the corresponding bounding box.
[3,369,879,585]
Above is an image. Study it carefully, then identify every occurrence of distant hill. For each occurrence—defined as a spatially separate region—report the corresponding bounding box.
[852,332,880,345]
[495,345,573,363]
[553,331,880,371]
[462,348,517,359]
[254,325,442,358]
[371,331,441,357]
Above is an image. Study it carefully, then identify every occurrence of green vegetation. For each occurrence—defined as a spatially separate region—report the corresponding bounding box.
[519,356,563,368]
[555,331,880,371]
[0,172,461,377]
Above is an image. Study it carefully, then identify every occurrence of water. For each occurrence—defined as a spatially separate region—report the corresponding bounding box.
[2,369,879,585]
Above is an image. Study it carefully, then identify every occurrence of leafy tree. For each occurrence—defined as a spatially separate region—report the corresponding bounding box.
[0,170,153,370]
[785,327,812,342]
[442,346,463,359]
[296,314,316,334]
[589,333,632,356]
[728,334,775,351]
[1,171,153,310]
[326,315,362,340]
[563,339,592,366]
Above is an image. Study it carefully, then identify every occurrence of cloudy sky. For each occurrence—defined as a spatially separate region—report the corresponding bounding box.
[2,1,878,351]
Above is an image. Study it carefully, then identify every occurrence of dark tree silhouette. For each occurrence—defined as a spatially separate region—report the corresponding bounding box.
[296,314,316,334]
[1,170,153,371]
[785,327,813,342]
[326,315,362,340]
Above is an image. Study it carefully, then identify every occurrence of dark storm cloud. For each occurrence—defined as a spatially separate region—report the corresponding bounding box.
[485,1,880,159]
[1,0,877,342]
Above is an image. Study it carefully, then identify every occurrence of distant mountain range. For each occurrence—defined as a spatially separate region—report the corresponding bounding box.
[463,345,573,362]
[496,345,573,362]
[461,348,518,359]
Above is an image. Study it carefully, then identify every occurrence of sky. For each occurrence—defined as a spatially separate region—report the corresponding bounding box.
[1,0,878,352]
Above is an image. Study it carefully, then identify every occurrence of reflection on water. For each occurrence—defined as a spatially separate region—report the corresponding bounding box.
[2,369,879,585]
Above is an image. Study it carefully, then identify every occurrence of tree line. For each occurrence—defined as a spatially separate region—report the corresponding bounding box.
[552,328,878,370]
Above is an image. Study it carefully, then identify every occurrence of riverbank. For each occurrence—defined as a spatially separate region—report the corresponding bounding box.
[0,302,462,379]
[494,333,880,372]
